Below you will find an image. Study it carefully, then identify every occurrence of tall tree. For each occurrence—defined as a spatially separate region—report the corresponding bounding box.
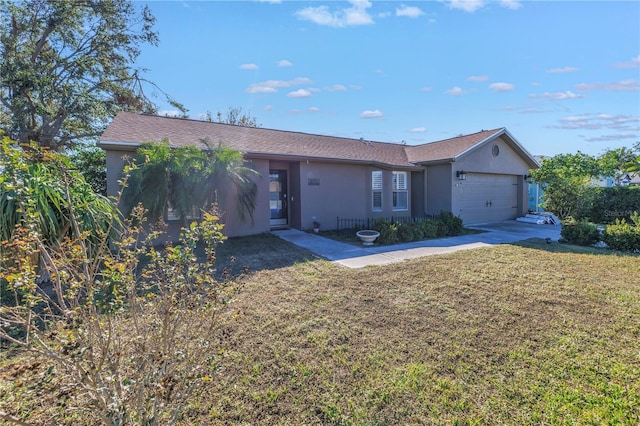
[597,147,637,184]
[202,107,261,127]
[529,152,601,219]
[0,0,185,150]
[68,144,107,195]
[624,142,640,173]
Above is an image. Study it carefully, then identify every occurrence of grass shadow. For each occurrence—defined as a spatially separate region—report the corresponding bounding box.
[213,233,321,277]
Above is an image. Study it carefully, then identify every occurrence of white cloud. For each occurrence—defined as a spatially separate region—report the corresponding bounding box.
[350,84,363,90]
[277,59,293,67]
[409,127,427,133]
[443,0,519,12]
[552,113,640,131]
[396,5,424,18]
[308,107,320,113]
[445,0,486,13]
[500,0,522,10]
[287,89,313,98]
[547,66,579,73]
[295,0,374,28]
[246,77,313,94]
[240,63,258,70]
[488,82,515,92]
[584,133,638,142]
[467,75,488,82]
[612,54,640,69]
[159,110,182,117]
[529,91,583,100]
[575,79,639,92]
[263,105,273,111]
[446,86,466,96]
[325,84,347,91]
[420,86,433,92]
[257,0,282,3]
[360,109,384,119]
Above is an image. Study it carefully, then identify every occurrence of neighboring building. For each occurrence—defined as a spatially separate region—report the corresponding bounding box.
[591,173,640,187]
[99,112,539,237]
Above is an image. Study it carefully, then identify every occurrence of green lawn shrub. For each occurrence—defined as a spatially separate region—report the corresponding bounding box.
[601,211,640,252]
[590,186,640,224]
[438,211,464,236]
[373,220,399,245]
[420,220,440,239]
[561,219,601,246]
[397,223,416,242]
[371,212,464,245]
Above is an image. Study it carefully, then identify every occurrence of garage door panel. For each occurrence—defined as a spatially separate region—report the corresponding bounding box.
[456,173,518,224]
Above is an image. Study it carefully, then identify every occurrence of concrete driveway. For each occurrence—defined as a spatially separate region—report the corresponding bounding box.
[273,220,561,269]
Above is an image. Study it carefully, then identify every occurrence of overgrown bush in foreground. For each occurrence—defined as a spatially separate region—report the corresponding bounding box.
[1,145,235,425]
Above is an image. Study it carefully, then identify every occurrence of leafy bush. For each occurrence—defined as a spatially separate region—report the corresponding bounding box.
[397,223,416,242]
[420,220,440,239]
[370,213,464,245]
[590,186,640,224]
[438,211,464,236]
[0,142,235,424]
[601,212,640,252]
[560,219,601,246]
[373,220,399,245]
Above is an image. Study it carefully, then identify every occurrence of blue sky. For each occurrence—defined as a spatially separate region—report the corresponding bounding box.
[138,1,640,157]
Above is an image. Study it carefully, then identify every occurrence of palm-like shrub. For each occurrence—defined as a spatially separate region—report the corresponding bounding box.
[0,137,116,251]
[122,140,258,225]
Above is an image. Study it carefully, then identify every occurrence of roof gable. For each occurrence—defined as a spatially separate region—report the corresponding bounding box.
[405,129,503,163]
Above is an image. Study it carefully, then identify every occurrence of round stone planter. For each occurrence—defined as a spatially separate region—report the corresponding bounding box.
[356,230,380,246]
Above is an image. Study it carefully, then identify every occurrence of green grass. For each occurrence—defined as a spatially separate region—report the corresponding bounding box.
[2,236,639,425]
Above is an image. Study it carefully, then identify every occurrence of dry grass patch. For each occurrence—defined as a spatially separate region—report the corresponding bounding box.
[202,241,639,425]
[2,238,639,425]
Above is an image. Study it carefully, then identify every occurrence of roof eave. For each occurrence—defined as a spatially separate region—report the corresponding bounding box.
[412,158,456,166]
[97,140,141,151]
[245,151,420,170]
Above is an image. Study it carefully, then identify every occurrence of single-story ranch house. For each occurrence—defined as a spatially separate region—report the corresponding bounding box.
[99,112,540,237]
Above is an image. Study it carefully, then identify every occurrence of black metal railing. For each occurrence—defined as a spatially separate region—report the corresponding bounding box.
[336,215,434,232]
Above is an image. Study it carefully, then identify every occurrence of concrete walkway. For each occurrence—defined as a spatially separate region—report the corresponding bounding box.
[273,220,561,268]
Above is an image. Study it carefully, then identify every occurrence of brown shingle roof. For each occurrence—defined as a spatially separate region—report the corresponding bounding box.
[405,128,504,164]
[100,112,416,168]
[100,113,524,167]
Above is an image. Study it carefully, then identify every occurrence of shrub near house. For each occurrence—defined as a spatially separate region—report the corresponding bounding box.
[561,212,640,253]
[371,212,464,245]
[601,212,640,252]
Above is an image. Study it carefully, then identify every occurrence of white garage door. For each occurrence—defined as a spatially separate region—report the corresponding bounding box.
[456,173,518,224]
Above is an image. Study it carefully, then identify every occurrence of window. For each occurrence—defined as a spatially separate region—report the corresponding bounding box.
[372,171,383,211]
[392,171,408,211]
[166,204,202,221]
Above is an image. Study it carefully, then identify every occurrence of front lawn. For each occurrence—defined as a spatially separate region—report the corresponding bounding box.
[1,236,639,424]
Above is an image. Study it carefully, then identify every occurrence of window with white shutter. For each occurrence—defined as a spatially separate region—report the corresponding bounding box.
[392,171,408,211]
[372,170,383,211]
